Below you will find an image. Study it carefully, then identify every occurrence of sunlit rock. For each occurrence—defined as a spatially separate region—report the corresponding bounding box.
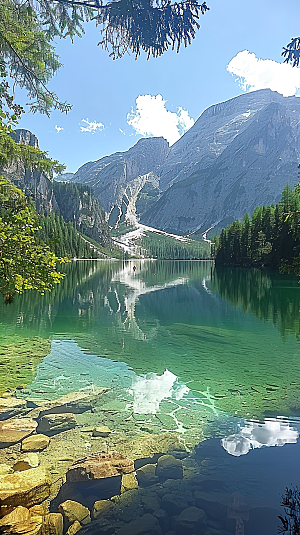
[58,500,91,526]
[43,513,63,535]
[0,506,31,527]
[121,473,138,493]
[0,397,27,421]
[0,467,50,508]
[22,434,50,452]
[136,464,159,487]
[93,500,114,519]
[37,414,77,436]
[66,452,134,482]
[65,521,82,535]
[0,418,37,448]
[35,389,108,417]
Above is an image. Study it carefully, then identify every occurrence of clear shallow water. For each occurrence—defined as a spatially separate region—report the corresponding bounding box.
[2,260,300,526]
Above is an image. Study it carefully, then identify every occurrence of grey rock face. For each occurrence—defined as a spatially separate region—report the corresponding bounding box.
[71,137,169,220]
[141,89,300,234]
[2,130,110,244]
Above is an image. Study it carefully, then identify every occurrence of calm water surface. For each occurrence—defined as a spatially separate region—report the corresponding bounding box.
[2,259,300,530]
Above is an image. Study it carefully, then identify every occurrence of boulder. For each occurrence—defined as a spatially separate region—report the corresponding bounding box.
[13,453,40,471]
[0,467,50,508]
[0,506,30,526]
[194,491,227,522]
[121,473,138,493]
[116,513,162,535]
[0,397,27,421]
[37,414,76,436]
[155,455,183,481]
[136,464,159,488]
[92,426,111,438]
[65,521,82,535]
[22,435,50,452]
[66,452,134,482]
[42,513,63,535]
[141,494,160,513]
[161,494,189,516]
[58,501,91,526]
[153,509,169,533]
[174,506,206,534]
[0,418,37,448]
[36,389,108,417]
[93,501,114,520]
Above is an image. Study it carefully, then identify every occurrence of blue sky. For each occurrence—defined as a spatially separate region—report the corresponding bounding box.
[15,0,300,172]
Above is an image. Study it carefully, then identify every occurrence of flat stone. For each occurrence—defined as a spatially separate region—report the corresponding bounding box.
[93,500,114,520]
[92,426,111,438]
[155,455,183,481]
[0,467,50,508]
[0,397,27,421]
[136,464,159,488]
[174,506,206,534]
[35,389,108,417]
[0,506,30,526]
[43,513,63,535]
[0,418,37,448]
[66,521,82,535]
[22,434,50,452]
[116,513,162,535]
[37,414,76,436]
[58,501,91,526]
[66,452,134,482]
[13,453,40,472]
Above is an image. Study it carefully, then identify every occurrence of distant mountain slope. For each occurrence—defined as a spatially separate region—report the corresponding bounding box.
[141,89,300,234]
[71,137,169,225]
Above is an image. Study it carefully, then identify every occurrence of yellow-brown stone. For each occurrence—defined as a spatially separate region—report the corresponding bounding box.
[0,418,37,448]
[22,435,50,452]
[0,467,50,508]
[42,513,63,535]
[58,501,91,526]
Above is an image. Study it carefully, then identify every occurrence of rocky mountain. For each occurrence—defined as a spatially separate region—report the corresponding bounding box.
[70,137,169,226]
[2,130,110,245]
[141,89,300,234]
[69,89,300,236]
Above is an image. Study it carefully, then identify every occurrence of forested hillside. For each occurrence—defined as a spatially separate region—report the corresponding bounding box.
[215,184,300,270]
[141,232,211,259]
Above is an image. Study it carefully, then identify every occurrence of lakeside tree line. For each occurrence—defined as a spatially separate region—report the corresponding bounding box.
[215,184,300,271]
[142,232,211,260]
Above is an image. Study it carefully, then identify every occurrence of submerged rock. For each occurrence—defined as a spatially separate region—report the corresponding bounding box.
[174,506,206,534]
[92,426,111,438]
[37,414,77,436]
[136,464,159,488]
[0,397,27,421]
[35,389,108,417]
[0,467,50,508]
[66,452,134,482]
[93,500,114,520]
[116,513,162,535]
[155,455,183,481]
[0,418,37,448]
[21,434,50,452]
[13,453,40,471]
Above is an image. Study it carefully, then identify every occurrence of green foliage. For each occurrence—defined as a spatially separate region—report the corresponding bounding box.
[141,231,211,259]
[215,184,300,271]
[0,176,67,303]
[0,0,71,117]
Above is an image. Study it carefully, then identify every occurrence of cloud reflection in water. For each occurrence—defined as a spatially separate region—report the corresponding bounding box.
[221,418,299,456]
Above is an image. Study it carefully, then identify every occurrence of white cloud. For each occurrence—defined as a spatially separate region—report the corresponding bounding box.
[221,418,299,457]
[119,128,125,135]
[227,50,300,97]
[80,119,104,134]
[55,125,63,133]
[127,94,194,145]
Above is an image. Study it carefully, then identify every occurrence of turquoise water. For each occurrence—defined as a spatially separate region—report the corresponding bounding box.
[2,260,300,529]
[2,259,300,436]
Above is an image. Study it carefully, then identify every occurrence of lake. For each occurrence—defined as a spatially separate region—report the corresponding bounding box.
[1,259,300,534]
